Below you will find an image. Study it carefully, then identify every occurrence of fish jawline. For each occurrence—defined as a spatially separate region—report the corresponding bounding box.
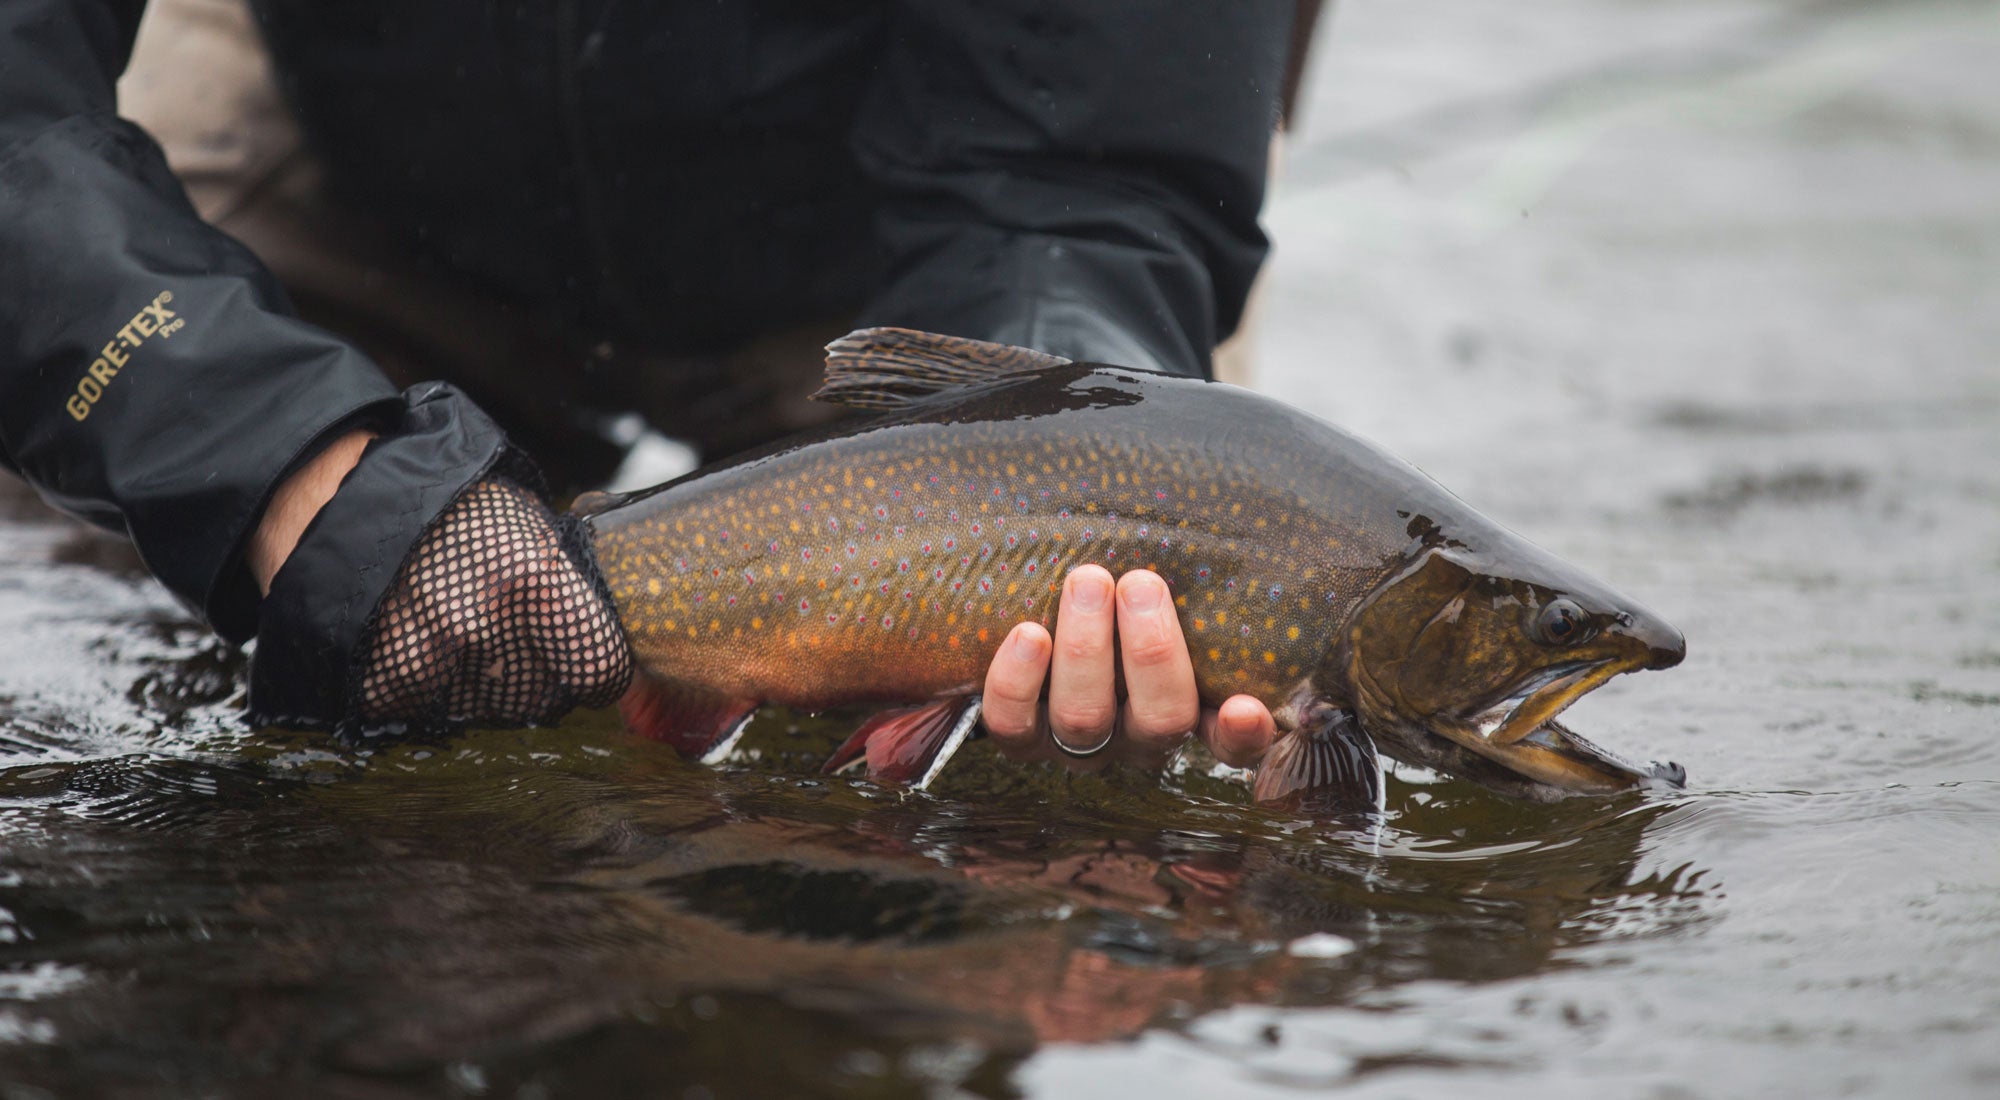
[1437,658,1656,793]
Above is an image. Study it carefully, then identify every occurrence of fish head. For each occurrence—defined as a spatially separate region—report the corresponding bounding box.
[1344,545,1686,800]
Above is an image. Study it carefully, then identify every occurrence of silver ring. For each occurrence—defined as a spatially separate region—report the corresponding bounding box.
[1050,726,1117,759]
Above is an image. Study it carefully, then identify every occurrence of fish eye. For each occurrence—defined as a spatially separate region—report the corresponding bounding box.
[1533,598,1592,646]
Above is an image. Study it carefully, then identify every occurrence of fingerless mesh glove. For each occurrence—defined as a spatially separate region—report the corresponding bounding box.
[249,383,633,733]
[356,479,631,727]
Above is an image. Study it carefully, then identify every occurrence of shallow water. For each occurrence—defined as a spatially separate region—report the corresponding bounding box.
[4,0,1998,1096]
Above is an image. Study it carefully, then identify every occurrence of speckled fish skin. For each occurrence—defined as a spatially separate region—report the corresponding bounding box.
[589,363,1449,717]
[584,328,1687,806]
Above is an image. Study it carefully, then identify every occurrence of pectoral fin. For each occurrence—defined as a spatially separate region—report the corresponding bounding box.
[814,328,1072,409]
[824,696,982,789]
[1251,706,1384,817]
[618,671,758,763]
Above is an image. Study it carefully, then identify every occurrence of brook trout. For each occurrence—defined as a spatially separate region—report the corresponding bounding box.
[581,329,1686,811]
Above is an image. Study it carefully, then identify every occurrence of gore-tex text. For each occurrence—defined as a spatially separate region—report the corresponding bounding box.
[66,290,182,421]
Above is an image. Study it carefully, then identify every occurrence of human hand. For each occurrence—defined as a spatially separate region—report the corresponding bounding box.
[351,479,631,725]
[250,430,629,729]
[980,565,1278,772]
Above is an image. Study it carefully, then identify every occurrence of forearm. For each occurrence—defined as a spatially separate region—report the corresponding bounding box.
[246,429,375,594]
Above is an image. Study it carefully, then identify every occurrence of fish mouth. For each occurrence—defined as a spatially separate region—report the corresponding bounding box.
[1440,659,1686,794]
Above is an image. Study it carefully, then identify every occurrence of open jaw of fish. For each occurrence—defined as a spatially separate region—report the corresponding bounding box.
[1358,650,1686,803]
[1458,656,1684,794]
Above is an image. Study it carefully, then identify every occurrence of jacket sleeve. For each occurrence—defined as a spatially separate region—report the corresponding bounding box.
[0,0,410,642]
[852,0,1291,377]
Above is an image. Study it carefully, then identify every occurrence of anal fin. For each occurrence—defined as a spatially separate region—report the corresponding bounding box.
[824,696,982,789]
[619,670,758,762]
[1251,706,1384,817]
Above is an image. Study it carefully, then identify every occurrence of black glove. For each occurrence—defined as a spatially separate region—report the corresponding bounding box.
[249,383,631,733]
[356,478,629,726]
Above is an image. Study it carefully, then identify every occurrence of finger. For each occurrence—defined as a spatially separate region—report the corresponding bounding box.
[982,622,1052,761]
[1198,695,1279,768]
[1047,565,1119,761]
[1114,570,1200,765]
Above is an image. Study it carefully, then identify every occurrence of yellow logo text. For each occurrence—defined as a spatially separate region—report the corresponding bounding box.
[67,290,182,422]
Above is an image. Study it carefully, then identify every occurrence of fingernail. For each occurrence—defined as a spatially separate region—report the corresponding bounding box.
[1009,626,1042,662]
[1121,574,1164,614]
[1067,570,1108,611]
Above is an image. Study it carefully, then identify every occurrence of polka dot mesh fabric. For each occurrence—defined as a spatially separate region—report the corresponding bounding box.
[356,479,632,727]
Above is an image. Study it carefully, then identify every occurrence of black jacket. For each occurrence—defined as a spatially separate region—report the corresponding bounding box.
[0,1,1290,688]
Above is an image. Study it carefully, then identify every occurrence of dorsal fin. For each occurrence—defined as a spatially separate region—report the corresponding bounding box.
[811,327,1073,409]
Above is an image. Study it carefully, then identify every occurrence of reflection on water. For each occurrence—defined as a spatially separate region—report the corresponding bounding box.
[0,664,1710,1095]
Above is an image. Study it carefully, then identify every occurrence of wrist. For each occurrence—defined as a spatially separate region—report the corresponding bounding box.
[248,429,375,594]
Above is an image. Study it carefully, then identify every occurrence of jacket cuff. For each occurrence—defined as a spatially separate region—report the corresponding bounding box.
[247,382,536,731]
